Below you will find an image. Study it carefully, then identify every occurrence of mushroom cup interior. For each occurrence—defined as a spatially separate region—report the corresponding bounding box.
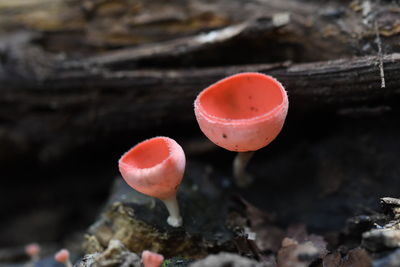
[121,138,170,169]
[199,73,285,120]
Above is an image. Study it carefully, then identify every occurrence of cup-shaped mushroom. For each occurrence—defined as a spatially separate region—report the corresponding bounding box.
[118,136,186,200]
[142,250,164,267]
[25,243,40,258]
[54,249,71,266]
[194,72,288,152]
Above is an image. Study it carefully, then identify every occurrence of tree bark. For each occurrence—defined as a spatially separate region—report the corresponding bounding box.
[1,0,400,162]
[1,0,399,62]
[1,49,399,161]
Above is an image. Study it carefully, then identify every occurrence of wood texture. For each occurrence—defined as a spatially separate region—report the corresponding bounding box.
[1,50,400,161]
[1,0,400,161]
[1,0,400,61]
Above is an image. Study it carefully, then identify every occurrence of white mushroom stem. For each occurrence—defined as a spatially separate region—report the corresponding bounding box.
[161,195,182,227]
[65,261,73,267]
[31,255,40,264]
[27,256,39,267]
[233,151,255,187]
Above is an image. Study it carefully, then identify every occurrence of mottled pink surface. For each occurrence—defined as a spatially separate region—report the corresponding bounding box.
[142,250,164,267]
[194,72,288,152]
[119,137,186,200]
[25,243,40,257]
[54,249,69,263]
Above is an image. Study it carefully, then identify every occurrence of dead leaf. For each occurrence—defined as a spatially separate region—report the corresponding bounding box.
[286,224,328,257]
[277,241,319,267]
[238,197,285,253]
[340,248,372,267]
[323,251,342,267]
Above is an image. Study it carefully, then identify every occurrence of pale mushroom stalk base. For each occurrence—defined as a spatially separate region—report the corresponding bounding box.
[233,151,255,187]
[161,195,183,227]
[58,261,72,267]
[27,257,40,267]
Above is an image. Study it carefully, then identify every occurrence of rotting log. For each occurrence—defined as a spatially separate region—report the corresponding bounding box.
[0,0,400,62]
[1,0,400,162]
[1,49,400,162]
[4,52,400,110]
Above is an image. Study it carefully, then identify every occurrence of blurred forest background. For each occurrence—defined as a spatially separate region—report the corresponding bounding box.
[1,0,400,262]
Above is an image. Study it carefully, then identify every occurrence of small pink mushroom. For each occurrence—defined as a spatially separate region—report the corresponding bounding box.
[25,243,40,258]
[54,249,72,267]
[194,72,288,187]
[25,243,41,266]
[119,136,186,227]
[142,250,164,267]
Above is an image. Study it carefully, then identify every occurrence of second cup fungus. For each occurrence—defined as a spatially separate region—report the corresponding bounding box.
[118,136,186,227]
[54,249,72,267]
[142,250,164,267]
[194,72,288,187]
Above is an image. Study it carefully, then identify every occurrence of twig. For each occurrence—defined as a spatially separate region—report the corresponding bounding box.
[374,20,385,88]
[370,0,385,89]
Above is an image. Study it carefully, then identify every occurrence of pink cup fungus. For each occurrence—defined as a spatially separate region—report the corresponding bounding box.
[25,243,40,265]
[54,249,72,267]
[25,243,40,258]
[142,250,164,267]
[119,136,186,227]
[194,72,288,187]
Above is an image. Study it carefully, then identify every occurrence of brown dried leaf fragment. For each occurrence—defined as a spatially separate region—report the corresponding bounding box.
[277,241,319,267]
[341,247,372,267]
[322,251,342,267]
